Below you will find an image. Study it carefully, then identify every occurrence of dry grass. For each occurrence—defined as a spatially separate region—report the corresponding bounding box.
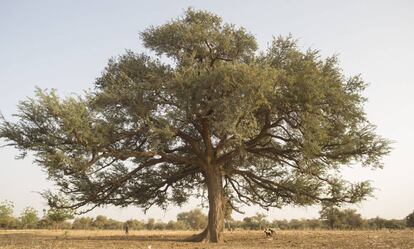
[0,229,413,249]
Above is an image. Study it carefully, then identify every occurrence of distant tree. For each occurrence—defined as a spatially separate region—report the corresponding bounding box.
[146,218,155,230]
[342,209,364,229]
[104,218,123,229]
[0,201,16,229]
[383,219,406,229]
[242,217,255,230]
[90,215,123,230]
[367,216,405,230]
[166,220,189,230]
[252,213,269,230]
[0,8,390,242]
[72,217,93,230]
[177,209,207,230]
[37,217,51,229]
[19,207,39,229]
[271,218,321,230]
[366,217,380,229]
[125,219,145,230]
[289,219,306,230]
[92,215,108,229]
[230,220,244,230]
[319,205,343,229]
[271,219,289,230]
[305,219,322,230]
[59,221,73,229]
[406,210,414,228]
[223,202,234,231]
[45,208,74,229]
[153,220,167,230]
[242,213,270,230]
[320,205,363,229]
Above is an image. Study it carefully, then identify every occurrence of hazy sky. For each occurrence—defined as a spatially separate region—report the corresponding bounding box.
[1,0,413,222]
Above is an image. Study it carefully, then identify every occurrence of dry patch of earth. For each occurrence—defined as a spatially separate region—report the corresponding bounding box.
[0,229,413,249]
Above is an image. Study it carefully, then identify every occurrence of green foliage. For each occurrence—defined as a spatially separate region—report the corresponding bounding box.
[166,220,190,230]
[177,208,207,230]
[320,205,364,229]
[0,8,390,218]
[19,207,39,229]
[92,215,108,229]
[153,220,167,230]
[0,201,17,229]
[406,210,414,228]
[104,219,124,230]
[367,217,406,230]
[242,213,271,230]
[44,208,74,229]
[0,200,408,230]
[72,217,94,230]
[91,215,123,230]
[141,8,257,65]
[124,219,144,230]
[146,218,155,230]
[270,219,322,230]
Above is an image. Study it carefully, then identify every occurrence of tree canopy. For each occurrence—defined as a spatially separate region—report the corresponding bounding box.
[177,208,207,230]
[19,207,39,229]
[0,201,15,229]
[0,8,390,242]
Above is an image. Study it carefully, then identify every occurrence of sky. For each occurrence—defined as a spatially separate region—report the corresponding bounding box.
[0,0,413,222]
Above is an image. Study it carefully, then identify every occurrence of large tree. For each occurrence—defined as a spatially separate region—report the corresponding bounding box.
[0,9,389,242]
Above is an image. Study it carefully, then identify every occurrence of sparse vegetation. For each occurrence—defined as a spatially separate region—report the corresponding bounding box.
[19,207,39,229]
[1,230,414,249]
[0,201,17,229]
[0,202,412,232]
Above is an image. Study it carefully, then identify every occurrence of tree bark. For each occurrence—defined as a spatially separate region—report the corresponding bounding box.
[205,166,224,243]
[187,165,225,243]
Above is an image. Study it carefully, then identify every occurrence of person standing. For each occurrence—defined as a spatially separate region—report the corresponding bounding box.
[124,223,129,235]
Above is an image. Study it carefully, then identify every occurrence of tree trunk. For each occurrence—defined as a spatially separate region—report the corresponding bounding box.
[188,166,225,243]
[206,166,225,243]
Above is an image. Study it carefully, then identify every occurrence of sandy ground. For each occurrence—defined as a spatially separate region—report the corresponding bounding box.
[0,229,413,249]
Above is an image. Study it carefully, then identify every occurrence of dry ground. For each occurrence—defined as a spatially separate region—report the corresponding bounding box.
[0,229,413,249]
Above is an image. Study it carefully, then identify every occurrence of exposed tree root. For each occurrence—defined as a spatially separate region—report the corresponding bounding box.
[185,227,210,242]
[185,226,224,243]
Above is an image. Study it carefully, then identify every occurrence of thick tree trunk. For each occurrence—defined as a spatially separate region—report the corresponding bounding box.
[187,166,225,243]
[206,167,224,243]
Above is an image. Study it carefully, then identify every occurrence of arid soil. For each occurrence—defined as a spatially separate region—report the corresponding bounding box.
[0,229,413,249]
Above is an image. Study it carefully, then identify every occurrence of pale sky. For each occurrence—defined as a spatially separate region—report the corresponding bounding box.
[0,0,413,222]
